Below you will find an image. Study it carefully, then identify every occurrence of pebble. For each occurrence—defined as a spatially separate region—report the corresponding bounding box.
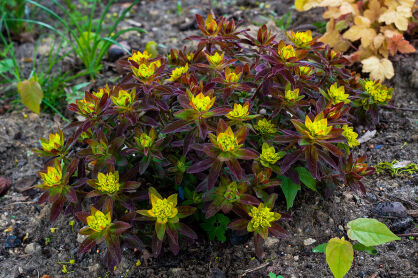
[303,238,316,246]
[107,41,131,62]
[390,217,413,233]
[88,264,100,274]
[264,237,280,248]
[77,233,87,244]
[24,242,41,254]
[294,255,299,261]
[373,202,407,218]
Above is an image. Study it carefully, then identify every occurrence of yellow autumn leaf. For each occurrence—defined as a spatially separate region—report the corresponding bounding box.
[295,0,347,12]
[17,77,44,114]
[361,56,394,81]
[319,19,350,52]
[323,1,358,19]
[343,16,376,48]
[373,33,386,50]
[378,5,412,31]
[364,0,386,22]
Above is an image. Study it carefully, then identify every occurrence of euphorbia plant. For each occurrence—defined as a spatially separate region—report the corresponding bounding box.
[34,12,388,268]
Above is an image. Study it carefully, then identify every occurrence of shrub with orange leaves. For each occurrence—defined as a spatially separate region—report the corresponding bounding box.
[295,0,416,81]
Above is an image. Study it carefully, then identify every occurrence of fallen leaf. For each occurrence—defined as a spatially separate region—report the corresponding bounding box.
[358,130,377,144]
[387,34,415,56]
[17,77,43,114]
[379,5,412,31]
[361,56,394,81]
[0,176,12,197]
[364,0,386,22]
[319,19,350,52]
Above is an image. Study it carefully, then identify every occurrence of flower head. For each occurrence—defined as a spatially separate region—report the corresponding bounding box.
[216,127,241,152]
[254,118,276,135]
[287,30,313,48]
[259,143,284,167]
[111,89,135,110]
[305,114,332,138]
[204,13,218,35]
[247,203,281,234]
[136,132,153,148]
[190,93,216,112]
[298,66,313,76]
[96,172,120,195]
[41,132,64,152]
[285,88,300,102]
[227,102,250,120]
[364,80,392,103]
[129,50,153,64]
[40,164,62,188]
[328,83,350,104]
[278,44,296,60]
[92,85,111,99]
[87,209,111,232]
[225,68,241,83]
[223,181,240,202]
[149,193,178,224]
[169,64,188,82]
[132,63,157,81]
[206,52,224,66]
[76,98,95,115]
[342,125,359,148]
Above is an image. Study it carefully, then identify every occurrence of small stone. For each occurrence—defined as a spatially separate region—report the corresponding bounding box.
[88,264,100,274]
[108,41,131,62]
[77,233,87,244]
[373,202,407,218]
[338,225,344,231]
[303,238,316,246]
[334,197,341,203]
[265,237,280,248]
[343,191,353,202]
[390,217,413,233]
[169,268,183,275]
[294,255,299,261]
[25,242,41,254]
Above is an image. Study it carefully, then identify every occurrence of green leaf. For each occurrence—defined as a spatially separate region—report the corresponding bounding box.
[295,167,317,191]
[17,78,44,114]
[326,238,353,278]
[312,243,328,253]
[347,218,400,247]
[155,221,166,241]
[201,213,230,242]
[0,59,14,74]
[279,176,301,210]
[352,243,378,255]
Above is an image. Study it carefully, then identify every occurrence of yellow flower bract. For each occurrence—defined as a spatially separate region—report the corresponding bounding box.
[40,164,62,187]
[259,143,283,167]
[278,44,296,60]
[169,64,188,82]
[206,52,224,66]
[285,88,300,102]
[41,132,64,152]
[328,83,350,104]
[254,118,276,135]
[305,115,332,138]
[342,125,360,148]
[97,172,120,195]
[227,103,250,120]
[149,194,178,224]
[216,127,241,152]
[111,89,135,109]
[288,30,313,48]
[87,210,111,232]
[364,80,392,103]
[190,93,215,112]
[247,203,281,232]
[137,132,153,148]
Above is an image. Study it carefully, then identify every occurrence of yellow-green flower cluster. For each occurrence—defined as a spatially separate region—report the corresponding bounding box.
[129,50,153,64]
[137,132,153,148]
[190,93,216,112]
[278,44,296,60]
[364,80,392,103]
[87,210,111,232]
[92,85,111,99]
[40,164,62,187]
[41,132,64,152]
[259,143,283,167]
[216,127,241,152]
[111,89,135,110]
[298,66,313,76]
[150,195,178,224]
[328,83,350,104]
[76,99,95,115]
[129,50,161,81]
[225,68,241,83]
[206,52,224,66]
[96,172,120,195]
[287,30,313,48]
[342,125,360,148]
[254,118,276,135]
[169,64,188,82]
[227,103,250,120]
[305,115,332,138]
[247,203,281,233]
[224,181,240,202]
[285,88,300,102]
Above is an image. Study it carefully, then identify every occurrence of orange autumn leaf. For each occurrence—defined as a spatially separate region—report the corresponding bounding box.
[319,19,350,52]
[343,16,376,48]
[387,34,415,56]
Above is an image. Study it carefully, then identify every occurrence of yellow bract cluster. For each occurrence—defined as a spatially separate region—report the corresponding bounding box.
[227,103,250,120]
[259,143,283,167]
[364,80,392,103]
[285,88,300,102]
[111,89,135,110]
[247,203,281,233]
[328,83,350,104]
[254,118,276,135]
[225,69,241,83]
[150,195,178,224]
[206,52,224,66]
[224,181,240,202]
[216,127,241,152]
[129,50,161,81]
[190,93,215,112]
[169,64,188,82]
[40,164,62,187]
[92,85,111,99]
[342,125,360,148]
[204,13,218,34]
[298,66,313,76]
[76,99,95,115]
[41,132,64,152]
[137,132,154,148]
[87,210,111,232]
[129,50,153,64]
[96,172,120,195]
[278,44,296,60]
[305,115,332,138]
[287,30,313,48]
